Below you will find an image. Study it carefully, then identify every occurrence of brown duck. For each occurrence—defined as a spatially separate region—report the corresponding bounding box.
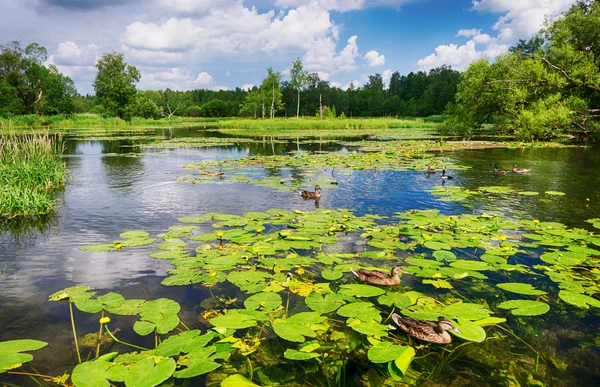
[391,314,461,344]
[201,168,224,176]
[301,185,321,199]
[512,164,531,173]
[350,265,407,286]
[426,164,436,174]
[493,163,507,174]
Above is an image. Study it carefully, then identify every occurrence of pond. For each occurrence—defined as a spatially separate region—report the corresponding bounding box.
[0,126,599,386]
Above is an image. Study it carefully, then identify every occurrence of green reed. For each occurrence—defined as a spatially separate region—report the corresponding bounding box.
[0,131,66,218]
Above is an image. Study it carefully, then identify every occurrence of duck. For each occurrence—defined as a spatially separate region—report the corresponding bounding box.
[350,265,407,286]
[426,164,436,174]
[512,164,531,173]
[391,314,461,344]
[300,185,321,199]
[201,168,224,176]
[493,163,507,174]
[441,170,453,180]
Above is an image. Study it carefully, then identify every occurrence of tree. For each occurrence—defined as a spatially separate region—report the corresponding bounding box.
[260,68,284,119]
[93,52,140,117]
[240,88,263,118]
[445,1,600,139]
[289,58,308,118]
[123,93,160,119]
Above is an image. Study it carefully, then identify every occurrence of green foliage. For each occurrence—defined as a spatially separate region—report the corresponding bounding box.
[123,93,161,119]
[93,52,140,117]
[0,339,48,374]
[445,1,600,139]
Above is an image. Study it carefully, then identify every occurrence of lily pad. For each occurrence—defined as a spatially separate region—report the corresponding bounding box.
[0,339,48,374]
[497,300,550,316]
[497,283,547,296]
[545,191,566,196]
[558,290,600,309]
[339,284,386,298]
[368,343,413,364]
[244,292,282,311]
[452,319,486,342]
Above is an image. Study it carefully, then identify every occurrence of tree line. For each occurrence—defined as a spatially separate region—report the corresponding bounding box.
[0,42,460,120]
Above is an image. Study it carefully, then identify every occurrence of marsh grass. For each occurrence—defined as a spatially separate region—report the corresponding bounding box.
[0,131,66,218]
[216,117,439,131]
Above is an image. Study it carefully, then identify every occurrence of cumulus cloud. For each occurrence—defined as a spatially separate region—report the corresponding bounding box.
[140,68,221,90]
[417,0,577,71]
[156,0,237,14]
[50,41,100,66]
[381,68,393,86]
[274,0,416,12]
[241,84,255,91]
[363,50,386,66]
[41,0,140,10]
[303,35,360,80]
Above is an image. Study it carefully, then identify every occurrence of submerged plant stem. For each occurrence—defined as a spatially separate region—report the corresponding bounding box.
[69,300,82,364]
[104,325,150,351]
[95,310,104,359]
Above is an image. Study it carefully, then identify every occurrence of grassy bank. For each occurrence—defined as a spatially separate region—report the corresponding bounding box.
[0,131,66,218]
[1,114,442,131]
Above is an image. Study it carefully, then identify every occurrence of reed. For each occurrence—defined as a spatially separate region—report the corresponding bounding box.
[0,131,66,218]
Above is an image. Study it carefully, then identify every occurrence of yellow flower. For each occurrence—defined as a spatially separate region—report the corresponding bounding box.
[99,317,111,324]
[216,231,224,238]
[297,268,305,275]
[113,242,122,250]
[533,220,540,224]
[209,270,217,277]
[256,227,264,234]
[499,235,507,241]
[445,217,451,222]
[253,248,260,253]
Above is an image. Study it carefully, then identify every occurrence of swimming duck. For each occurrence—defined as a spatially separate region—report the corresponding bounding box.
[391,314,461,344]
[300,185,321,199]
[426,164,436,174]
[201,168,224,176]
[512,164,531,173]
[441,170,453,180]
[493,163,507,174]
[350,265,407,286]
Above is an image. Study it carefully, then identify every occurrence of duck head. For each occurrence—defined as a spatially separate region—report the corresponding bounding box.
[438,317,461,334]
[391,265,408,276]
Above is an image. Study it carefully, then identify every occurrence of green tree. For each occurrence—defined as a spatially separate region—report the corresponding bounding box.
[261,68,284,119]
[289,58,308,118]
[123,93,160,119]
[240,88,263,118]
[93,52,140,117]
[445,1,600,139]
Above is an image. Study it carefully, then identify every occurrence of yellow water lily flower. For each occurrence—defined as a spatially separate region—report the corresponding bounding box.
[253,248,260,253]
[297,268,305,275]
[499,235,507,241]
[533,220,540,224]
[216,231,224,238]
[99,317,110,324]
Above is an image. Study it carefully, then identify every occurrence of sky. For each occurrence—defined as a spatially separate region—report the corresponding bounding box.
[0,0,578,94]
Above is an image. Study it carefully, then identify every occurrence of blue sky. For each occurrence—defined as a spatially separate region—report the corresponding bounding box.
[0,0,577,94]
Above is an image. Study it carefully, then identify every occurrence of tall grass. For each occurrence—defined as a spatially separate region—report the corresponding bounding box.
[215,117,439,130]
[0,131,66,218]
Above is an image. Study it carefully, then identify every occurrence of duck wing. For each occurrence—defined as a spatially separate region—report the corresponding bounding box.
[392,314,447,343]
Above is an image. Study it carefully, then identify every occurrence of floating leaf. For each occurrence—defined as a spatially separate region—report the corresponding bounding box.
[210,313,258,329]
[272,312,326,343]
[173,346,221,378]
[545,191,566,196]
[558,290,600,309]
[221,374,260,387]
[497,300,550,316]
[452,319,486,342]
[244,292,282,311]
[339,284,386,298]
[120,230,150,239]
[0,340,48,374]
[422,279,453,289]
[442,303,491,320]
[124,357,176,387]
[284,349,320,360]
[337,302,382,323]
[518,191,539,196]
[497,283,546,296]
[368,342,414,366]
[321,268,344,280]
[80,244,117,252]
[71,357,116,387]
[305,292,346,313]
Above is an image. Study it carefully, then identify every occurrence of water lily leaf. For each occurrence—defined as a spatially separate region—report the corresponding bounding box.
[473,317,506,326]
[540,251,583,266]
[449,260,492,271]
[49,286,95,302]
[210,313,258,329]
[424,241,451,251]
[422,279,453,289]
[106,299,145,315]
[221,374,260,387]
[558,290,600,309]
[339,284,386,298]
[518,191,539,196]
[0,339,48,374]
[121,237,157,247]
[368,342,413,365]
[155,330,216,357]
[394,346,415,375]
[305,292,346,313]
[244,292,282,311]
[124,357,176,387]
[80,243,117,252]
[378,293,413,309]
[497,300,550,316]
[347,318,390,338]
[149,251,189,260]
[284,349,321,360]
[497,283,546,296]
[442,303,491,320]
[545,191,566,196]
[432,250,457,261]
[405,258,442,269]
[120,230,150,239]
[173,346,221,378]
[273,319,318,343]
[72,359,115,387]
[133,321,156,336]
[136,299,181,335]
[337,302,382,323]
[321,268,344,280]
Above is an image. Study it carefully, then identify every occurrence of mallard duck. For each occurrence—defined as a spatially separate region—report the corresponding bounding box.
[441,170,453,180]
[350,265,407,286]
[493,163,507,174]
[512,164,531,173]
[426,164,436,174]
[391,314,461,344]
[300,185,321,199]
[201,168,224,176]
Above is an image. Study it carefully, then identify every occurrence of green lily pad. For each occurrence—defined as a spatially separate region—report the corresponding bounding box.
[337,302,382,323]
[80,243,117,252]
[124,357,176,387]
[173,346,221,378]
[210,313,258,329]
[368,342,414,364]
[221,374,260,387]
[497,283,547,296]
[339,284,386,298]
[442,303,491,320]
[244,292,282,311]
[0,339,48,374]
[518,191,539,196]
[305,292,346,313]
[284,349,321,360]
[120,230,150,239]
[545,191,566,196]
[321,268,344,280]
[558,290,600,309]
[497,300,550,316]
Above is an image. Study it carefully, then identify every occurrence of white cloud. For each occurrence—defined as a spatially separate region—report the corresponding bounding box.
[303,35,360,80]
[417,0,577,71]
[456,28,480,38]
[241,84,255,91]
[343,80,361,90]
[50,41,101,66]
[274,0,416,12]
[363,50,386,66]
[140,68,221,90]
[157,0,237,14]
[382,68,393,86]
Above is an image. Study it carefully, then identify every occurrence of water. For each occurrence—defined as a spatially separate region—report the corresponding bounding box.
[1,127,599,385]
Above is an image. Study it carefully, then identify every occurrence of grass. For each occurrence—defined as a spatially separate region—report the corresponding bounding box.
[0,131,67,218]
